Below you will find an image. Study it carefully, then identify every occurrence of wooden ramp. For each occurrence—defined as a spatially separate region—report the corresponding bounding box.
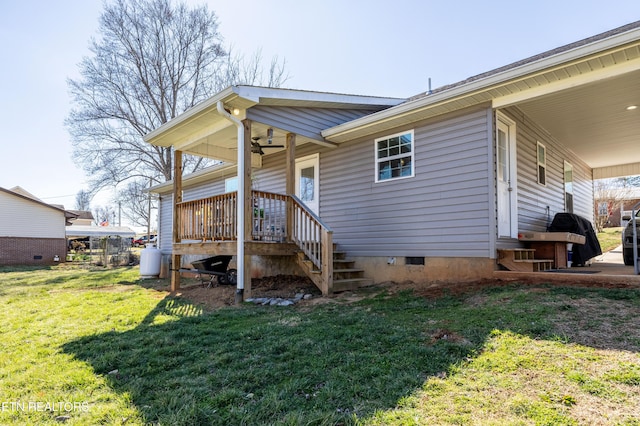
[497,249,554,272]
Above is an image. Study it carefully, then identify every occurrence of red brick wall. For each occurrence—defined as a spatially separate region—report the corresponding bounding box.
[601,198,640,227]
[0,237,67,266]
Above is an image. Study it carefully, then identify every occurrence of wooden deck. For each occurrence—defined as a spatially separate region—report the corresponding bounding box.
[172,240,298,256]
[173,190,336,296]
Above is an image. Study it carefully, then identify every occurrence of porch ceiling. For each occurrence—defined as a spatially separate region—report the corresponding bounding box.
[144,86,403,163]
[515,68,640,174]
[174,119,295,162]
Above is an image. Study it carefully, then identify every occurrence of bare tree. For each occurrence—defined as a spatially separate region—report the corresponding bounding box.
[117,180,156,228]
[67,0,288,202]
[593,178,633,232]
[67,0,223,190]
[74,189,92,211]
[216,47,289,89]
[93,205,116,226]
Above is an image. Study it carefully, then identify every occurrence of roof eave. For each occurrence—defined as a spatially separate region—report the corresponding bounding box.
[148,163,238,194]
[0,187,69,214]
[143,86,240,146]
[322,25,640,142]
[144,85,405,148]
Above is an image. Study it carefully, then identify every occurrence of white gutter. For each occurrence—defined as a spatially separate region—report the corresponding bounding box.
[216,101,245,301]
[145,86,237,144]
[322,25,640,140]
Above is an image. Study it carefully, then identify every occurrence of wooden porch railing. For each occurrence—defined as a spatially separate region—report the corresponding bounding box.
[176,190,291,242]
[176,192,237,241]
[175,190,333,293]
[252,190,288,242]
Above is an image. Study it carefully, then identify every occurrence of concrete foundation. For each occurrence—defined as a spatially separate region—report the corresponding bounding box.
[354,256,496,284]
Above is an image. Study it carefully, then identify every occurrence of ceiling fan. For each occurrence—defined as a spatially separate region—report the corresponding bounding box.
[251,129,284,155]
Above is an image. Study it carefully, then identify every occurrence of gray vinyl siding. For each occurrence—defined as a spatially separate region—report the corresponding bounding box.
[500,107,594,235]
[182,181,225,202]
[253,143,323,193]
[321,107,492,258]
[155,107,493,258]
[155,104,595,261]
[158,194,173,254]
[247,106,383,142]
[156,179,227,254]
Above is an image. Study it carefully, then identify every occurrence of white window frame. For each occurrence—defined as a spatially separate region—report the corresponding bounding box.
[374,130,415,183]
[225,176,238,193]
[598,201,608,217]
[537,141,547,186]
[564,161,573,213]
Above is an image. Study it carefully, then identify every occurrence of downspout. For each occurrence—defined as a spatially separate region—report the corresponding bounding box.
[216,101,245,300]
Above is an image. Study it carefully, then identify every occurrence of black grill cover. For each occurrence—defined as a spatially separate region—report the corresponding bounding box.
[547,213,602,266]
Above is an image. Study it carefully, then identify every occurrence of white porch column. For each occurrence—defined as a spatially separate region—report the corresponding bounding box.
[216,102,252,302]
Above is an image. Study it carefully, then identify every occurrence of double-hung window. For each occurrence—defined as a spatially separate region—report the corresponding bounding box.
[537,142,547,186]
[375,130,414,182]
[564,161,573,213]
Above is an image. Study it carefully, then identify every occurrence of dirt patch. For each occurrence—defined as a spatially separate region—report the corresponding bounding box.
[166,278,516,310]
[429,329,470,345]
[544,295,640,352]
[168,275,321,310]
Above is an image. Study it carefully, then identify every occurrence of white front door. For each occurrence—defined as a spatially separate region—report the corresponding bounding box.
[295,154,319,215]
[496,113,518,238]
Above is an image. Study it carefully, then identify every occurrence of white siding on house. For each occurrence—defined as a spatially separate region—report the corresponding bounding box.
[0,191,65,238]
[182,180,226,202]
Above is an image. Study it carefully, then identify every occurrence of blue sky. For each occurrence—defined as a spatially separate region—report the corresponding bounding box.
[0,0,639,225]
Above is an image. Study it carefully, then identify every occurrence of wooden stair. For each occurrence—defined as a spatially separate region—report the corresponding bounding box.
[332,249,373,292]
[296,245,373,294]
[497,248,554,272]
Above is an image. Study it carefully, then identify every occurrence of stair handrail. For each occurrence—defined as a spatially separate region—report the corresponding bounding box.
[289,195,333,294]
[289,194,332,232]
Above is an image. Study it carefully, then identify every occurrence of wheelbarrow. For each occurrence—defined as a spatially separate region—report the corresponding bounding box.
[188,255,237,288]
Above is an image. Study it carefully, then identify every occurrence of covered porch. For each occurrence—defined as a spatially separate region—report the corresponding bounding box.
[144,86,401,299]
[167,116,333,299]
[172,188,333,296]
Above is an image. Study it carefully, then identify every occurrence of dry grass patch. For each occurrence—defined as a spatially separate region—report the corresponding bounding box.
[2,266,639,425]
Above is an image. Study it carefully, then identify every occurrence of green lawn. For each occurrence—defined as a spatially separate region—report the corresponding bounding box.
[1,265,639,425]
[597,226,623,253]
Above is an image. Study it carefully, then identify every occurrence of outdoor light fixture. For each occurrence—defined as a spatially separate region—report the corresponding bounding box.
[233,108,240,115]
[267,128,274,144]
[627,105,638,111]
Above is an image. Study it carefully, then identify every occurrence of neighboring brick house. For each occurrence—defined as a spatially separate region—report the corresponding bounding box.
[613,199,640,227]
[596,188,640,227]
[0,186,72,265]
